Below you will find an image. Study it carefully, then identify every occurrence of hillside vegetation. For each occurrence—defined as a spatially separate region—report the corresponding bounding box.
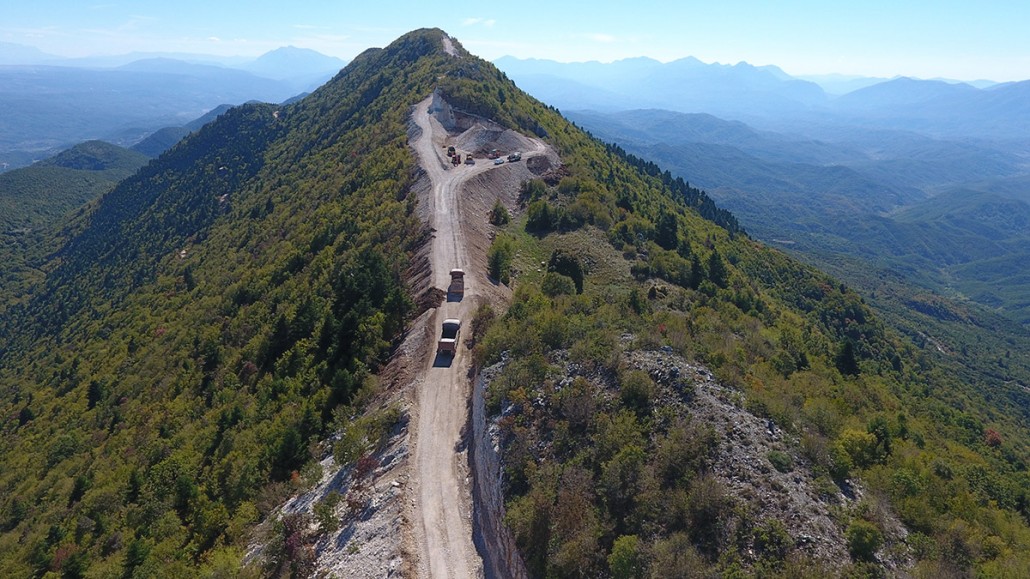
[0,141,147,318]
[471,148,1030,575]
[0,31,447,576]
[0,29,1027,578]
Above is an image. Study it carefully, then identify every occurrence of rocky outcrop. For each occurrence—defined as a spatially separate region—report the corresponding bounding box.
[472,361,529,579]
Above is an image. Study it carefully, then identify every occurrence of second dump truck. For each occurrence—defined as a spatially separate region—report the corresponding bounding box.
[438,319,461,356]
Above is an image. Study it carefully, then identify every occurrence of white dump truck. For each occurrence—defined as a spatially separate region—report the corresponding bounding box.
[438,319,461,356]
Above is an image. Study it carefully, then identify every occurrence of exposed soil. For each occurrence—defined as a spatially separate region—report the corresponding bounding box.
[246,94,555,578]
[404,93,552,579]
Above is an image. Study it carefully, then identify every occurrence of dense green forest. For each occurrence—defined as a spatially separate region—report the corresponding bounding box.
[0,32,443,576]
[0,28,1028,578]
[0,141,148,318]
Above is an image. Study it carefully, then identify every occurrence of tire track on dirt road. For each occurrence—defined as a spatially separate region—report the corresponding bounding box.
[407,95,545,579]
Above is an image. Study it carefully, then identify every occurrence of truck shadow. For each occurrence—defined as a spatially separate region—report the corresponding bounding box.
[433,353,455,368]
[446,291,464,303]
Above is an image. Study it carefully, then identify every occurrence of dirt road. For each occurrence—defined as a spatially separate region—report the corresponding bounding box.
[407,96,543,578]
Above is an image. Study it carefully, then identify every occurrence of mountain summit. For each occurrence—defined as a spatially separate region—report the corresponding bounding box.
[242,45,347,81]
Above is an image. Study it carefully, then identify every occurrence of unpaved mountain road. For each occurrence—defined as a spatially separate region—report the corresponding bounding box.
[407,96,545,579]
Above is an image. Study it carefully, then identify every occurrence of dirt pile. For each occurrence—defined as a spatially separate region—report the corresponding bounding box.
[453,124,531,157]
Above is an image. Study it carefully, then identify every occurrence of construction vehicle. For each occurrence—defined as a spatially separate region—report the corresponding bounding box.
[507,152,521,162]
[448,269,465,296]
[452,153,461,166]
[487,149,500,159]
[438,319,461,356]
[465,155,475,165]
[447,145,456,157]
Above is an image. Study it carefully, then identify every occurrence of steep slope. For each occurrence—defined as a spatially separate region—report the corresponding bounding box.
[0,30,453,576]
[131,104,234,158]
[0,140,147,317]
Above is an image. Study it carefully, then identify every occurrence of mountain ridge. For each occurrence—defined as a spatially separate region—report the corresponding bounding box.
[0,28,1028,577]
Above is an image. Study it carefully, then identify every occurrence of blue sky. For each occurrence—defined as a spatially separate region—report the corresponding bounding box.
[3,1,1029,81]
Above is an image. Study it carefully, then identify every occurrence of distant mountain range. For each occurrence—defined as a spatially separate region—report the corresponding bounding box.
[496,56,1030,140]
[0,42,346,77]
[494,55,827,117]
[0,44,346,168]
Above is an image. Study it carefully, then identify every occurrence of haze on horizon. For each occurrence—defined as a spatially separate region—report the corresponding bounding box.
[3,0,1029,83]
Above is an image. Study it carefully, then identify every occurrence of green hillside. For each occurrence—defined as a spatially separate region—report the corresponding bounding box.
[0,32,442,576]
[0,29,1027,578]
[0,141,147,318]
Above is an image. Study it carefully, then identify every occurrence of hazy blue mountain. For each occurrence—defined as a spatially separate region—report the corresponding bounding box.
[569,108,1023,193]
[495,55,828,116]
[241,45,346,80]
[0,45,344,80]
[568,108,859,165]
[0,42,58,65]
[14,50,252,69]
[0,64,298,168]
[797,73,890,95]
[501,57,1030,141]
[833,77,979,110]
[825,77,1030,139]
[0,45,348,169]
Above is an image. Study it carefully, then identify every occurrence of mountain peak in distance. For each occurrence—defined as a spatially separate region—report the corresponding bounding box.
[244,45,347,80]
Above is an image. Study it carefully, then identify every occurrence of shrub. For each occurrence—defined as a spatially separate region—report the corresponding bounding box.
[984,428,1003,448]
[753,519,792,561]
[547,249,584,293]
[526,200,557,233]
[519,178,547,202]
[619,370,656,417]
[608,534,644,579]
[264,512,315,577]
[541,272,576,297]
[767,450,793,473]
[837,429,879,469]
[487,236,515,284]
[314,491,342,534]
[489,199,510,226]
[470,303,496,345]
[846,519,882,562]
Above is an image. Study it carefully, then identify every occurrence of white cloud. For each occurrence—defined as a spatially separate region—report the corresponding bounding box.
[462,18,496,28]
[585,33,616,43]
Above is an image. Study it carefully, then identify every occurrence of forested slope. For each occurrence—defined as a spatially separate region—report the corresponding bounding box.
[0,30,450,576]
[0,141,147,318]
